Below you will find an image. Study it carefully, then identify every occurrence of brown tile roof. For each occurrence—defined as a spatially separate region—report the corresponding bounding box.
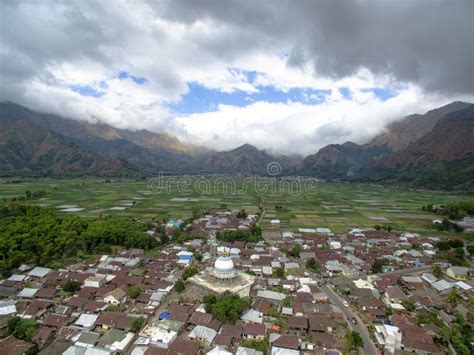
[188,311,222,331]
[358,296,384,308]
[313,332,341,349]
[104,287,127,300]
[0,336,33,355]
[252,298,271,315]
[57,326,80,340]
[84,300,107,313]
[295,291,313,303]
[385,286,407,301]
[34,326,54,343]
[219,323,242,339]
[403,331,440,353]
[24,300,53,315]
[308,315,338,332]
[144,346,167,355]
[167,303,194,314]
[35,287,57,299]
[272,334,300,350]
[136,292,152,303]
[95,284,117,297]
[76,287,97,299]
[65,296,88,308]
[43,314,71,328]
[168,340,200,355]
[367,307,385,318]
[243,323,266,336]
[287,316,308,330]
[168,311,190,323]
[96,312,134,330]
[214,334,232,346]
[155,280,173,290]
[111,275,144,286]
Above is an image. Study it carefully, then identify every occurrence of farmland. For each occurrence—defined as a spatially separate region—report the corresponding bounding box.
[0,177,471,235]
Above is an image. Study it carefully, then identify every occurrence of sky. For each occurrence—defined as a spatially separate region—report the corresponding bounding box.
[0,0,473,156]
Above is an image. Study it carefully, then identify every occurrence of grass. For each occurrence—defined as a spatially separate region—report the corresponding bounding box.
[0,177,472,236]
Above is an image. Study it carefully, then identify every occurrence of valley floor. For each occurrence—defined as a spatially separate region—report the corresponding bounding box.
[0,178,471,236]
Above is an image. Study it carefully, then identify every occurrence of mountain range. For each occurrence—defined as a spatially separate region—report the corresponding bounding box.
[0,101,472,191]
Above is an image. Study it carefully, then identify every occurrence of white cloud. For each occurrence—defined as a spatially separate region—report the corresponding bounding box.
[176,86,471,155]
[0,0,472,156]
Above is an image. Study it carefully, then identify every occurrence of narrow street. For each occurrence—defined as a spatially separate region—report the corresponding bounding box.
[320,284,379,355]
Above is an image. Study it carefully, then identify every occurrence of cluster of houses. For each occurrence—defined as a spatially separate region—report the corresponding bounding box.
[0,209,472,355]
[189,211,258,235]
[332,264,472,354]
[262,229,450,277]
[0,234,356,354]
[0,248,179,354]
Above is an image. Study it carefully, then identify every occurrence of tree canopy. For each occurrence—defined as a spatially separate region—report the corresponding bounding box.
[203,293,251,322]
[216,227,262,243]
[371,258,390,273]
[0,204,157,277]
[182,267,198,280]
[131,316,145,332]
[346,331,364,350]
[306,258,321,273]
[7,317,37,341]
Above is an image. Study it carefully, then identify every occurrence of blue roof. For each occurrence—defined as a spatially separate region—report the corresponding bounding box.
[179,255,192,260]
[159,312,170,320]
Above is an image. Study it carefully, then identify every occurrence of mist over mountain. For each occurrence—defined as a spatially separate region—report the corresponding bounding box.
[296,102,474,190]
[0,101,473,190]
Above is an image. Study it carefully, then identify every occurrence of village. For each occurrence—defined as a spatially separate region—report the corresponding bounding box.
[0,209,472,355]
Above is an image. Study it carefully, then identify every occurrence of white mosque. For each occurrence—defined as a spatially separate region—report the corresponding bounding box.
[210,256,238,279]
[188,256,255,298]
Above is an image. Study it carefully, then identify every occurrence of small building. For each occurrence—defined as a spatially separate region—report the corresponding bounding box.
[374,324,402,354]
[103,288,127,305]
[188,325,217,345]
[27,267,52,278]
[208,346,233,355]
[18,288,39,299]
[430,279,453,293]
[0,300,17,316]
[242,323,266,340]
[98,329,134,352]
[241,309,263,324]
[446,266,469,281]
[177,251,193,266]
[84,274,107,288]
[75,314,99,329]
[236,347,264,355]
[140,319,183,348]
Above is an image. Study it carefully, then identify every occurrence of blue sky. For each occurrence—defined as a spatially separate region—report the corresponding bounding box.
[167,82,333,114]
[168,84,397,114]
[69,71,147,98]
[69,70,399,115]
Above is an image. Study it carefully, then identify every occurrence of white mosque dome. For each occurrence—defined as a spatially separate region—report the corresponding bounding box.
[214,256,234,272]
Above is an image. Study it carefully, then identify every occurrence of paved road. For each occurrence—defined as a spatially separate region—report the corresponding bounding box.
[256,196,265,225]
[320,284,379,355]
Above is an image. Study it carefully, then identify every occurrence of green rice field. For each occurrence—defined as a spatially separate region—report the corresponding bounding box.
[0,177,471,235]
